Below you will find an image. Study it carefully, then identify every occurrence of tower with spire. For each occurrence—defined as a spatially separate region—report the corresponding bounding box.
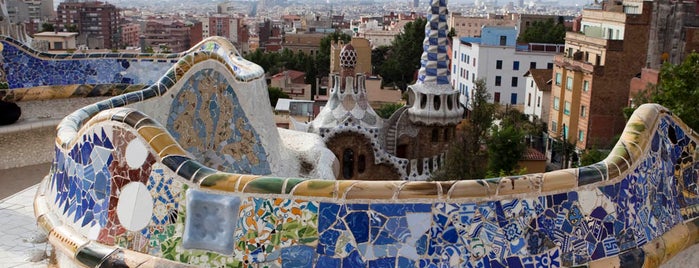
[295,1,464,181]
[407,0,463,125]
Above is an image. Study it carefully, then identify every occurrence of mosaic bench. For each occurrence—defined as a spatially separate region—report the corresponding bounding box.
[31,37,699,267]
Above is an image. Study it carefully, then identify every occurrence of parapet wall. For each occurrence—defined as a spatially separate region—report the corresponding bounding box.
[32,37,699,267]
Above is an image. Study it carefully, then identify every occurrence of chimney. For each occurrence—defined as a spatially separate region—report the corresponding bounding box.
[139,35,146,53]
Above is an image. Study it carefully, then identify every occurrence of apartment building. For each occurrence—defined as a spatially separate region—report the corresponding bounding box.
[143,19,195,53]
[121,23,140,48]
[448,12,518,37]
[451,26,562,108]
[56,1,120,49]
[548,0,652,156]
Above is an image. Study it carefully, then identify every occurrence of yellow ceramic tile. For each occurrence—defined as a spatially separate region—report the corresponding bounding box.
[36,213,61,234]
[685,219,699,245]
[641,238,666,268]
[158,145,187,158]
[199,173,241,192]
[661,223,690,262]
[397,182,440,199]
[336,181,359,199]
[344,181,399,200]
[137,125,167,142]
[620,130,645,162]
[588,256,620,268]
[148,133,182,156]
[289,180,336,198]
[447,180,491,199]
[235,175,261,192]
[50,226,89,257]
[541,169,577,192]
[496,175,542,196]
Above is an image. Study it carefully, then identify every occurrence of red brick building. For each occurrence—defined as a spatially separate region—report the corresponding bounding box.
[56,1,120,49]
[121,23,140,48]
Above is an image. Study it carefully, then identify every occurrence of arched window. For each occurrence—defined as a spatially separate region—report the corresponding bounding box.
[433,95,441,111]
[358,155,366,173]
[342,149,354,179]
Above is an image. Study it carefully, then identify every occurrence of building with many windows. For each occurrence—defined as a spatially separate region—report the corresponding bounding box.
[451,26,562,109]
[548,0,653,164]
[56,1,120,49]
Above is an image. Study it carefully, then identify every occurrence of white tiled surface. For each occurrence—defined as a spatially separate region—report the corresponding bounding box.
[0,185,48,267]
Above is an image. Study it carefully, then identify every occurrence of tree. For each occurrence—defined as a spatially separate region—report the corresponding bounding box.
[448,28,456,39]
[371,46,390,76]
[650,52,699,130]
[517,18,566,44]
[41,23,54,32]
[579,148,607,166]
[378,17,426,90]
[267,87,289,107]
[65,24,79,33]
[487,124,526,175]
[432,79,494,180]
[376,103,404,119]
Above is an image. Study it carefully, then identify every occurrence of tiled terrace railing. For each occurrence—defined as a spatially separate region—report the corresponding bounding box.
[33,37,699,267]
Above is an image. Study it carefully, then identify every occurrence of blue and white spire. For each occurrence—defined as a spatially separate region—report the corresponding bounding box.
[407,0,463,125]
[416,0,450,86]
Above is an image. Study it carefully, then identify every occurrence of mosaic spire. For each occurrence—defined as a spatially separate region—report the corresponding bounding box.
[416,0,450,85]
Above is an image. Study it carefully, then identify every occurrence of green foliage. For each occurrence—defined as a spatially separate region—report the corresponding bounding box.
[431,79,493,181]
[144,46,155,53]
[376,103,404,119]
[579,148,607,166]
[41,23,54,32]
[448,27,456,39]
[469,79,496,141]
[371,46,390,76]
[377,18,426,90]
[517,18,566,44]
[651,52,699,130]
[267,87,289,107]
[626,52,699,130]
[487,123,526,176]
[65,24,79,33]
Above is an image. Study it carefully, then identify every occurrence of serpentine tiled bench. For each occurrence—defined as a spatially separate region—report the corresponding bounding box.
[29,36,699,267]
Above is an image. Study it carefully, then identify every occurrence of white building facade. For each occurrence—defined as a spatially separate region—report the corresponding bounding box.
[523,69,552,123]
[451,26,563,109]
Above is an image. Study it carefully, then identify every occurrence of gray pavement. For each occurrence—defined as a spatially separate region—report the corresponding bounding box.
[0,163,696,267]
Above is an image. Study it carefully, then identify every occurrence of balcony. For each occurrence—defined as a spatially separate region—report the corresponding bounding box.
[565,32,624,52]
[554,54,603,75]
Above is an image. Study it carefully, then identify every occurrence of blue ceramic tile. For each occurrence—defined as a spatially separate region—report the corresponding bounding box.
[182,188,240,255]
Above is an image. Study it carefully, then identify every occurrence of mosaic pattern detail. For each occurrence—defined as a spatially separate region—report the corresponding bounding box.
[0,35,263,93]
[416,0,450,85]
[38,103,699,267]
[233,198,319,265]
[0,40,172,89]
[166,68,270,175]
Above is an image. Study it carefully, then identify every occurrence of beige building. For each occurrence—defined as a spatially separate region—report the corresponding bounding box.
[448,13,518,37]
[33,32,77,50]
[329,37,401,108]
[283,33,326,55]
[548,0,652,165]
